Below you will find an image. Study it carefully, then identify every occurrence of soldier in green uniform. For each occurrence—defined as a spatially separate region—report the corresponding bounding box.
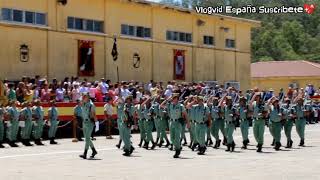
[158,98,170,147]
[187,96,211,155]
[135,98,146,147]
[6,101,20,147]
[114,96,125,149]
[220,96,237,152]
[32,100,45,146]
[142,97,157,150]
[151,97,161,146]
[292,97,308,147]
[281,98,294,148]
[184,96,197,150]
[20,102,33,146]
[74,99,83,141]
[267,97,282,151]
[0,103,6,148]
[79,94,98,159]
[120,95,135,156]
[48,100,59,145]
[207,96,224,149]
[237,97,250,149]
[249,93,267,152]
[160,93,189,158]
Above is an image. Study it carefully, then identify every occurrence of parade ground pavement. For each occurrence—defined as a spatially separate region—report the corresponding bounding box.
[1,124,320,180]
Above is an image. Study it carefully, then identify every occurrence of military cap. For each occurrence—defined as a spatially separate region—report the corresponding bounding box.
[172,93,180,98]
[226,96,232,100]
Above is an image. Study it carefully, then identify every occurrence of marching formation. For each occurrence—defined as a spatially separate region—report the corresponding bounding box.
[114,87,315,158]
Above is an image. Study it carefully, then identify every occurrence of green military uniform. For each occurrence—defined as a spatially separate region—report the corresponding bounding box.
[33,106,45,145]
[192,103,210,155]
[224,105,236,152]
[116,103,125,149]
[7,106,20,146]
[188,107,197,150]
[269,105,282,150]
[238,105,249,149]
[79,100,97,159]
[0,107,5,148]
[20,107,33,146]
[120,102,135,156]
[281,103,294,148]
[166,101,186,158]
[74,105,83,141]
[252,101,267,152]
[152,102,170,147]
[142,104,156,149]
[48,107,59,144]
[293,103,307,146]
[152,102,161,145]
[209,105,225,148]
[135,104,146,147]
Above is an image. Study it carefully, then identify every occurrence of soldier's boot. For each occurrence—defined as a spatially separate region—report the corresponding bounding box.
[151,141,157,150]
[209,139,213,146]
[143,142,149,150]
[159,140,164,147]
[37,139,44,146]
[289,140,293,148]
[197,146,204,155]
[183,137,188,146]
[225,144,231,152]
[222,137,227,146]
[90,147,98,158]
[247,139,250,144]
[214,139,221,149]
[231,142,235,152]
[155,137,160,146]
[138,139,143,147]
[165,139,170,148]
[169,144,173,151]
[205,139,209,146]
[271,139,275,146]
[116,140,122,149]
[130,146,135,154]
[173,148,181,158]
[274,142,281,151]
[285,140,290,148]
[188,141,193,149]
[50,138,58,145]
[299,139,305,147]
[257,144,263,153]
[191,143,199,151]
[24,139,33,146]
[9,141,18,147]
[0,142,4,148]
[122,149,131,157]
[79,150,88,159]
[241,140,247,149]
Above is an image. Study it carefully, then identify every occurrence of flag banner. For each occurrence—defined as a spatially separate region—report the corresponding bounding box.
[78,40,95,76]
[111,38,118,61]
[173,49,185,80]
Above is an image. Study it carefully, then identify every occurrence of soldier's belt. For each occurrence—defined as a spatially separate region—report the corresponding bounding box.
[190,120,196,123]
[145,119,153,122]
[240,119,247,121]
[171,119,179,122]
[195,122,206,125]
[226,121,235,124]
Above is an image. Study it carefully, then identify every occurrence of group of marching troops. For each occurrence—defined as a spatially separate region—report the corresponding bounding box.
[114,92,311,158]
[0,100,59,148]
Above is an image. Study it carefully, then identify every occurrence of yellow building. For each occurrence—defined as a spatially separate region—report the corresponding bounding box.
[251,61,320,93]
[0,0,259,91]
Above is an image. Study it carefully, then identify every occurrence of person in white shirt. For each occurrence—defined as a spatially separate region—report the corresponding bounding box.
[164,85,173,99]
[79,82,89,94]
[121,85,132,100]
[100,78,108,95]
[104,97,114,139]
[72,84,81,102]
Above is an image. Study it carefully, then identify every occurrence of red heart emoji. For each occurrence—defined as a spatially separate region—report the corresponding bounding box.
[304,4,316,14]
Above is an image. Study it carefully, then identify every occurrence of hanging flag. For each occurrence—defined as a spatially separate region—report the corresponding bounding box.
[111,38,118,61]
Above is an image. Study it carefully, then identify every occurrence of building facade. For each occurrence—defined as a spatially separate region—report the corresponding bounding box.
[0,0,259,91]
[251,61,320,93]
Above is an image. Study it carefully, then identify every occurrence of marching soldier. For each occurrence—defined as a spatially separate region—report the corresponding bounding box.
[121,95,135,156]
[267,97,282,151]
[207,96,224,149]
[79,94,98,159]
[135,97,146,147]
[158,97,170,147]
[237,97,250,149]
[142,97,157,150]
[0,103,6,148]
[6,101,20,147]
[32,100,45,146]
[220,96,237,152]
[281,98,294,148]
[48,100,59,145]
[20,102,33,146]
[152,97,161,146]
[160,93,189,158]
[249,93,267,152]
[185,96,197,150]
[292,97,308,146]
[187,96,211,155]
[114,96,124,149]
[74,99,83,141]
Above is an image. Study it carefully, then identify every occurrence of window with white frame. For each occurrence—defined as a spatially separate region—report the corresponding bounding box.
[0,8,47,26]
[203,35,214,46]
[121,24,151,38]
[166,30,192,43]
[67,16,104,33]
